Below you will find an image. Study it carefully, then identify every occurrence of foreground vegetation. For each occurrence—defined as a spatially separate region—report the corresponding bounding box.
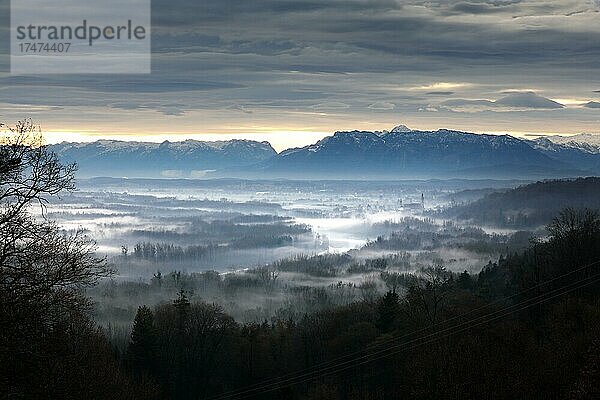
[2,121,599,399]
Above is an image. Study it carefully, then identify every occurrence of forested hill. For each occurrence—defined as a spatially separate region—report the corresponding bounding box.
[443,177,600,228]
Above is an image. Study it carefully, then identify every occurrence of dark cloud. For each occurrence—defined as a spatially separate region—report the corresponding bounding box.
[0,76,244,93]
[440,99,496,112]
[151,0,401,27]
[0,0,597,136]
[427,91,455,96]
[449,2,515,14]
[440,92,564,112]
[584,101,600,108]
[495,92,564,109]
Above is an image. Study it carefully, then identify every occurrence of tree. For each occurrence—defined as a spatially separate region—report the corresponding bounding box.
[128,305,158,375]
[380,271,403,293]
[547,208,600,243]
[457,270,473,290]
[377,290,400,332]
[153,299,237,399]
[546,208,600,275]
[0,120,76,223]
[0,120,110,338]
[255,265,279,293]
[401,266,451,327]
[0,120,115,398]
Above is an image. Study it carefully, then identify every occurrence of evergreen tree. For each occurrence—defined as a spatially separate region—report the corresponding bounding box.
[128,305,157,375]
[457,270,473,290]
[174,289,191,327]
[377,290,399,332]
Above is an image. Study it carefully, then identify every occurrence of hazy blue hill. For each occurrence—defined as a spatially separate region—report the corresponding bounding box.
[443,177,600,228]
[49,139,277,178]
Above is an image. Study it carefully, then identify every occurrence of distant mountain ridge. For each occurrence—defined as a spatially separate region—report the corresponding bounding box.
[49,127,600,179]
[247,127,593,179]
[49,139,277,178]
[529,137,600,173]
[542,133,600,150]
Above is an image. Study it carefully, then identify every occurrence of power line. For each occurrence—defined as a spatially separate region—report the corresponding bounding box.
[211,258,600,398]
[226,273,600,399]
[214,271,600,399]
[209,260,600,399]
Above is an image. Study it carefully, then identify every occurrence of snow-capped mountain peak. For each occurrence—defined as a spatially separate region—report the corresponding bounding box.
[390,124,412,133]
[538,133,600,154]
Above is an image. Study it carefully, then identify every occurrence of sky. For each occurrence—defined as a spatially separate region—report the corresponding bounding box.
[0,0,600,151]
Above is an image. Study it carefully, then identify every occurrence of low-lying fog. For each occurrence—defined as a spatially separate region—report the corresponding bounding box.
[44,178,536,329]
[48,179,453,263]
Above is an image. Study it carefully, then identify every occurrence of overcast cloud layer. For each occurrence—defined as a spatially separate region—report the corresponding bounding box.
[0,0,599,149]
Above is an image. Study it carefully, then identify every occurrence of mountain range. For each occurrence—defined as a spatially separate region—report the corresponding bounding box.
[49,126,600,179]
[49,139,277,178]
[540,133,600,149]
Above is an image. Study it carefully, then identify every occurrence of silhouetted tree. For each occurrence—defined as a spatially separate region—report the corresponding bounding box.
[0,120,138,399]
[377,290,399,332]
[457,270,473,290]
[546,208,600,274]
[402,266,451,327]
[128,305,157,375]
[0,121,110,341]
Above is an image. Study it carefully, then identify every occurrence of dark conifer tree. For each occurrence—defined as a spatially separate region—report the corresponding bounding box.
[128,305,157,375]
[377,290,400,332]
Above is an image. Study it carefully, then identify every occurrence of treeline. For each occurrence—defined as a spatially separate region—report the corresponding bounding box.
[192,218,309,239]
[121,208,600,399]
[131,235,295,263]
[63,191,285,214]
[363,223,531,253]
[129,220,310,245]
[369,217,439,233]
[443,177,600,228]
[271,253,411,277]
[92,265,373,327]
[132,242,219,262]
[272,253,353,277]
